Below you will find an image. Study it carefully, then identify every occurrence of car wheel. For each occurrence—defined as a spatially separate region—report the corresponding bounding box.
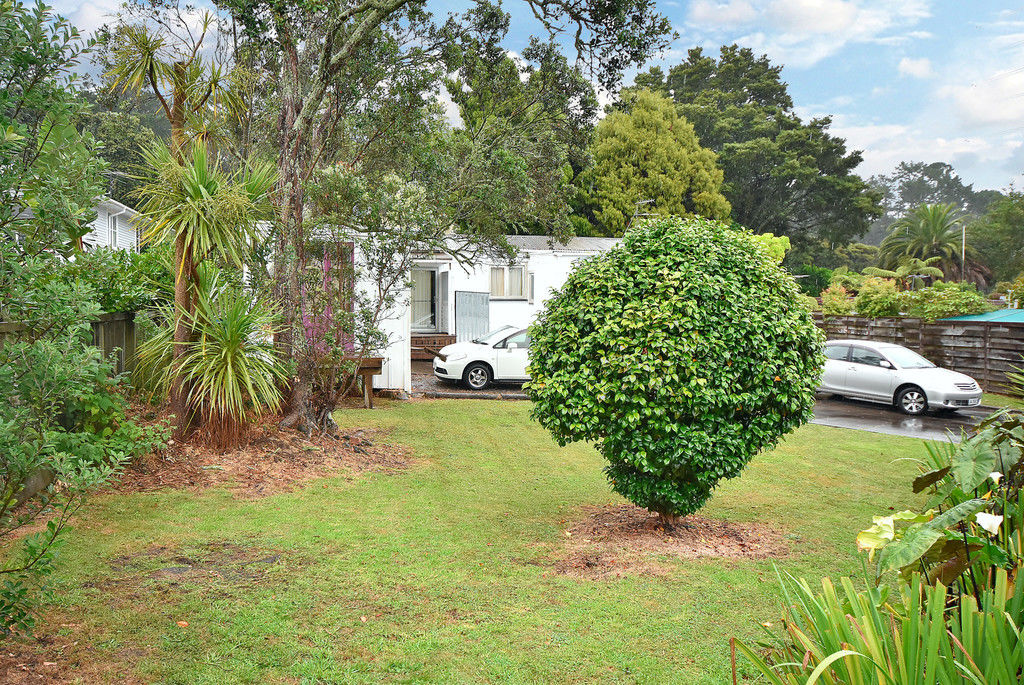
[896,386,927,415]
[463,363,491,390]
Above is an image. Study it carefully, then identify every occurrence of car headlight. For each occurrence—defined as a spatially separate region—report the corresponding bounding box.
[445,352,467,362]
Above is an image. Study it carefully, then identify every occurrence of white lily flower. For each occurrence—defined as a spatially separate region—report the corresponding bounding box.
[975,512,1004,536]
[990,472,1003,486]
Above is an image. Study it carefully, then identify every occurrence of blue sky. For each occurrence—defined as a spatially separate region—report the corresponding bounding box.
[58,0,1024,191]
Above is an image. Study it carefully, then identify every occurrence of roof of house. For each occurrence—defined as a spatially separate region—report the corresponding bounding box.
[942,309,1024,324]
[506,235,620,253]
[96,196,138,217]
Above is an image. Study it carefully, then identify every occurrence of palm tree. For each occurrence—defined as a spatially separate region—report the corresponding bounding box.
[863,256,945,291]
[879,204,964,274]
[878,203,989,286]
[135,140,276,438]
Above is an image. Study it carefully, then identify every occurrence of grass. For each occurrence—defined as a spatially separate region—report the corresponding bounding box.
[983,392,1024,410]
[23,400,928,683]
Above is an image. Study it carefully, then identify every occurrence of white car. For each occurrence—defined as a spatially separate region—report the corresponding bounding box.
[433,326,531,390]
[819,339,983,415]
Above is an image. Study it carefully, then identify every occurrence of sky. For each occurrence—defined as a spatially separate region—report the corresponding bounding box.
[55,0,1024,191]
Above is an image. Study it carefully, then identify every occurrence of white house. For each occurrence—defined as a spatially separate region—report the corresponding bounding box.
[370,235,620,392]
[82,197,141,252]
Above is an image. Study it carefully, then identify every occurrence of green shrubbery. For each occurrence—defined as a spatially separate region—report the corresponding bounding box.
[853,276,900,317]
[526,216,823,524]
[898,281,993,321]
[820,285,854,316]
[57,246,173,313]
[0,243,167,634]
[736,410,1024,683]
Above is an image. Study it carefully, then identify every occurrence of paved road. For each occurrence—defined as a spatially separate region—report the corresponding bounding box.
[810,394,989,442]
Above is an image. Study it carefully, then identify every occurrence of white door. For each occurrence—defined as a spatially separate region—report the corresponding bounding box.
[494,330,530,379]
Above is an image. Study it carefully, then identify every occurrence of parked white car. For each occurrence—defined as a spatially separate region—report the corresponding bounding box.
[819,339,983,415]
[433,326,531,389]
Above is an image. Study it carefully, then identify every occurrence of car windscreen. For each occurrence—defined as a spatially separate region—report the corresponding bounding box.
[884,347,935,369]
[472,326,516,345]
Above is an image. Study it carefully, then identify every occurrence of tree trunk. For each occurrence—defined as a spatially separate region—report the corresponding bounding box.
[168,61,195,441]
[657,511,682,531]
[274,39,313,433]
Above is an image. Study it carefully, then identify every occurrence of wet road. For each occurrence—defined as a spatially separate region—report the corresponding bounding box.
[810,394,989,442]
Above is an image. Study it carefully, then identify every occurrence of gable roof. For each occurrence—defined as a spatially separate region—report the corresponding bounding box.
[506,235,620,253]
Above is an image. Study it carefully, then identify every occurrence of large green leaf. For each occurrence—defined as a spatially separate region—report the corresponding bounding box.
[950,440,997,492]
[877,500,986,573]
[913,466,950,493]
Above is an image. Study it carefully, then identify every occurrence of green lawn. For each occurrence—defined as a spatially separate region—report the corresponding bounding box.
[983,392,1024,410]
[26,400,925,683]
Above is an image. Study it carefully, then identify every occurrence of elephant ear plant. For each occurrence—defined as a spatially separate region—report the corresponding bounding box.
[525,216,824,526]
[733,409,1024,684]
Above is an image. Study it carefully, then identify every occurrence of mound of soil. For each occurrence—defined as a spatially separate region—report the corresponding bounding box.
[554,504,788,579]
[117,413,411,498]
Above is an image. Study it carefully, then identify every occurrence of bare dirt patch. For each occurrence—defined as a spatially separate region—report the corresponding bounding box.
[0,629,146,685]
[116,412,411,497]
[554,504,788,579]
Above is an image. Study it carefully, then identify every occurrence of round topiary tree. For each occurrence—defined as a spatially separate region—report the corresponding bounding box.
[525,216,824,527]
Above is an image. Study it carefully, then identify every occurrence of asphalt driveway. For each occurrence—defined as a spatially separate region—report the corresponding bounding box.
[411,361,989,441]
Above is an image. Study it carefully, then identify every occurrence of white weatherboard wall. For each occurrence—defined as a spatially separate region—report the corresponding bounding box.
[83,200,140,252]
[367,237,617,391]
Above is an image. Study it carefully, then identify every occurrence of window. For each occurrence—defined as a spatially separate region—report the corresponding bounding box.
[824,345,849,361]
[850,346,886,367]
[108,214,117,248]
[528,272,535,304]
[499,330,531,349]
[489,265,528,299]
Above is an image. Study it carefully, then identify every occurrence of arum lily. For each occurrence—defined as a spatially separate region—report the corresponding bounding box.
[990,471,1003,486]
[975,512,1003,536]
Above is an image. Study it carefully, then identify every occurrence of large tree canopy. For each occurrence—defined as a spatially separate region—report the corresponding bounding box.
[574,89,730,236]
[633,45,881,248]
[970,190,1024,284]
[866,161,1002,245]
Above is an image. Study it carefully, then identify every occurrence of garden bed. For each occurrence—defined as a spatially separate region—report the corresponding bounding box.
[116,410,412,497]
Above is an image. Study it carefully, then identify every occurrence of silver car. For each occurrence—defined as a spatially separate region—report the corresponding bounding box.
[819,339,983,415]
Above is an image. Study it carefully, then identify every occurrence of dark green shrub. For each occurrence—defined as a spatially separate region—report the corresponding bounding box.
[898,280,993,321]
[0,243,167,634]
[854,276,899,317]
[57,245,173,313]
[793,263,832,297]
[525,217,823,523]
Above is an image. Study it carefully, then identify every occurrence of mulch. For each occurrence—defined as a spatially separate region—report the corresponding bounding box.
[114,411,412,498]
[553,504,789,579]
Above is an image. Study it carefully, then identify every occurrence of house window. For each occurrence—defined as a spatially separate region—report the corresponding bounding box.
[528,272,535,304]
[108,214,117,248]
[489,266,528,299]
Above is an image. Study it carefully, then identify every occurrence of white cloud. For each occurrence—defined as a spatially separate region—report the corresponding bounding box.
[898,57,932,78]
[685,0,933,68]
[689,1,758,27]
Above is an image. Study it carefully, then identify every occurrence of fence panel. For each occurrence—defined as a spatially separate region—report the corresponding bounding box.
[0,311,136,375]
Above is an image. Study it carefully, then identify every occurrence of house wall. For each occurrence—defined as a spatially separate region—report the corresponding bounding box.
[83,204,140,252]
[368,248,600,391]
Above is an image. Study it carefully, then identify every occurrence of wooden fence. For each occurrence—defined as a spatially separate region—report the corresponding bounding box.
[813,313,1024,391]
[0,311,136,374]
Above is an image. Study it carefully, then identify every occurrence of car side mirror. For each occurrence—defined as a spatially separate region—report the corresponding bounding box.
[880,360,893,369]
[507,342,520,350]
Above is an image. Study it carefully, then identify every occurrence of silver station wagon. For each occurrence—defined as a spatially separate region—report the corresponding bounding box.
[819,339,983,415]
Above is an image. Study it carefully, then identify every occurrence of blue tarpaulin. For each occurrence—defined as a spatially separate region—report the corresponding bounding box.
[942,309,1024,323]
